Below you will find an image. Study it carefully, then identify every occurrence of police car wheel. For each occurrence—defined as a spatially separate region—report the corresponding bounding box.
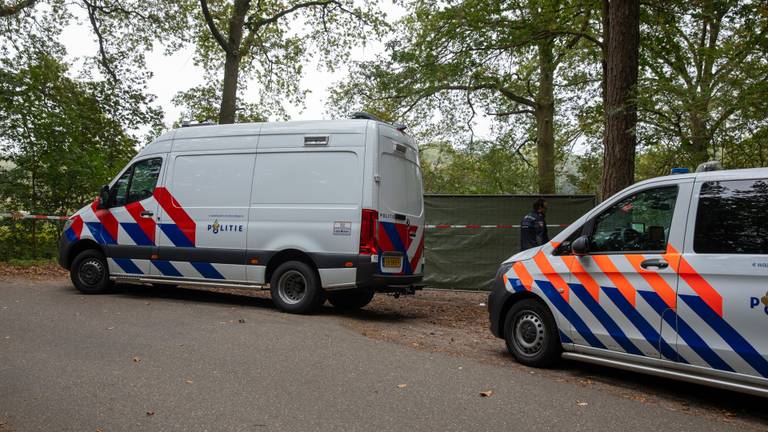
[504,299,561,367]
[70,249,113,294]
[327,288,375,311]
[270,261,325,314]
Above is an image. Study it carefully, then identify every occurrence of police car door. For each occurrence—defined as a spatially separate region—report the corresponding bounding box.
[568,180,689,359]
[675,175,768,380]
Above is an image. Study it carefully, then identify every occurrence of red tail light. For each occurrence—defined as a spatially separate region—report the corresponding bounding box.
[359,209,378,255]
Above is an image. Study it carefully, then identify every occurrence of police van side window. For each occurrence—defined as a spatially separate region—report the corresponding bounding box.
[109,158,161,207]
[694,179,768,254]
[589,186,678,253]
[111,169,132,207]
[126,158,162,204]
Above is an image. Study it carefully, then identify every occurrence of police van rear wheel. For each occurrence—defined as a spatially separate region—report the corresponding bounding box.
[327,288,375,311]
[504,299,561,367]
[270,261,325,314]
[70,249,113,294]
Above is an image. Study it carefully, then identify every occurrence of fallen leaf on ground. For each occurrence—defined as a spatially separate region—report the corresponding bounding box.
[576,401,588,407]
[480,390,493,397]
[132,357,141,363]
[185,379,193,384]
[146,411,155,416]
[397,384,407,389]
[238,319,246,323]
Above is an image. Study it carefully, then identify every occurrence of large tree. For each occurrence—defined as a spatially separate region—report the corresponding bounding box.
[638,0,768,171]
[601,0,641,199]
[193,0,381,124]
[332,0,601,194]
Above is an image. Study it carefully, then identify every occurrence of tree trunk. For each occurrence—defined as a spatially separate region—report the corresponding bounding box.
[601,0,640,199]
[535,38,556,194]
[688,114,710,166]
[218,0,250,124]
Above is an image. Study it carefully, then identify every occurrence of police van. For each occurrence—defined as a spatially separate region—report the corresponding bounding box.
[58,114,425,314]
[488,167,768,396]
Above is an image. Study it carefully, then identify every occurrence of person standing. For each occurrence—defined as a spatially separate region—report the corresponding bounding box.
[520,199,549,250]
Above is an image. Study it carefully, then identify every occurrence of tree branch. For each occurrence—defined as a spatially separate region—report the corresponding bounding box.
[200,0,234,55]
[83,0,118,82]
[249,0,362,29]
[0,0,36,17]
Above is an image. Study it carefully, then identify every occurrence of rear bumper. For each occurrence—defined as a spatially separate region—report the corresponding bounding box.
[356,255,424,293]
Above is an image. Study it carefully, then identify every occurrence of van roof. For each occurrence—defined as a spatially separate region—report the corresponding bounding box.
[636,167,768,188]
[154,119,388,141]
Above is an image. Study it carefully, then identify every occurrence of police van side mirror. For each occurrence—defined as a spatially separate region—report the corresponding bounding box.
[97,185,110,209]
[572,235,590,256]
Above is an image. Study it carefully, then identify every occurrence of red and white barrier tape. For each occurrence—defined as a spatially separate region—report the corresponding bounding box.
[0,212,69,221]
[426,224,569,229]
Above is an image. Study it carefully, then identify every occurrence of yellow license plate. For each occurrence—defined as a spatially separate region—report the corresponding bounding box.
[383,256,402,268]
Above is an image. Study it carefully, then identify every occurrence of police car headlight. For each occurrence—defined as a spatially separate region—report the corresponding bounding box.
[496,261,514,281]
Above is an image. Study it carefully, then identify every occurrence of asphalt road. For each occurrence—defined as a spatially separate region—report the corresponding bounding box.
[0,278,761,432]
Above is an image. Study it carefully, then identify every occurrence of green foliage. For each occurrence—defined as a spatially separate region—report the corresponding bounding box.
[172,83,267,125]
[330,0,603,193]
[421,140,537,194]
[0,49,146,215]
[177,0,386,120]
[639,0,768,169]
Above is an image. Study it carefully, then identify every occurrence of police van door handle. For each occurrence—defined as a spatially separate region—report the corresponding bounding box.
[140,210,154,218]
[641,258,668,270]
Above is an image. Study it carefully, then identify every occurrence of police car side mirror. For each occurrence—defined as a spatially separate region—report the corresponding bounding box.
[572,235,590,256]
[97,185,110,209]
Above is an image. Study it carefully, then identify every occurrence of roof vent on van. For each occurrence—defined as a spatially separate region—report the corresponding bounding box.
[350,112,385,122]
[181,119,216,127]
[304,136,329,146]
[350,112,408,133]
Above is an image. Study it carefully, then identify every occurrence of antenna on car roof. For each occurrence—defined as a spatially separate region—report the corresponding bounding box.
[350,112,408,133]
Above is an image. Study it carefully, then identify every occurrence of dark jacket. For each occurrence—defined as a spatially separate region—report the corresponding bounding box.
[520,211,549,250]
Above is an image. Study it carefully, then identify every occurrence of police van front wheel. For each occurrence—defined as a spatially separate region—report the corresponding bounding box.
[70,249,113,294]
[504,299,562,367]
[270,261,325,314]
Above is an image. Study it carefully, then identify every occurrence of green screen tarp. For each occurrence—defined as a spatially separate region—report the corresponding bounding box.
[423,195,596,291]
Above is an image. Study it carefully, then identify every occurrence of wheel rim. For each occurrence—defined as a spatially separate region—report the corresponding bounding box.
[513,310,546,357]
[78,258,105,287]
[277,270,307,305]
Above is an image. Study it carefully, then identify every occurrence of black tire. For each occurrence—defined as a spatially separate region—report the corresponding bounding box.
[327,288,375,311]
[70,249,113,294]
[503,298,562,367]
[269,261,325,314]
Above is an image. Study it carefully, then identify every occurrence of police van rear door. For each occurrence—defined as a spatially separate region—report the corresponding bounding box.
[375,124,425,276]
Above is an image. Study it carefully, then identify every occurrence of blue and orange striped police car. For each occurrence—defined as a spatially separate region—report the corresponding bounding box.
[488,167,768,396]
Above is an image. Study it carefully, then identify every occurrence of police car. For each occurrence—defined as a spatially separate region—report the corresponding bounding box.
[59,114,425,314]
[488,166,768,396]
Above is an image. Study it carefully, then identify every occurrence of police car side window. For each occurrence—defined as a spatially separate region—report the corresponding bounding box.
[589,186,678,253]
[694,179,768,254]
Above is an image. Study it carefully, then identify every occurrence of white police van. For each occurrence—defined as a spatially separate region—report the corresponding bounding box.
[59,113,425,314]
[488,166,768,396]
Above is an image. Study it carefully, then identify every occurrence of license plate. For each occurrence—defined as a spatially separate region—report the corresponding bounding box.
[383,256,402,268]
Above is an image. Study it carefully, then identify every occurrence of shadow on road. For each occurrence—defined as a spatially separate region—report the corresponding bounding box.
[102,282,420,324]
